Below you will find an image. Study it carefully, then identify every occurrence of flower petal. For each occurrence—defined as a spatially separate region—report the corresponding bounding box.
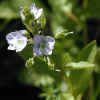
[6,30,28,52]
[33,35,55,56]
[30,3,43,19]
[20,8,25,20]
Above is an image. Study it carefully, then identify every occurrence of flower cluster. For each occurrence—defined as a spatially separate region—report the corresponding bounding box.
[6,3,55,56]
[20,3,43,21]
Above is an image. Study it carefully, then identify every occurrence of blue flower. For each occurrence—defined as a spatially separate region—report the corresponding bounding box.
[6,30,28,52]
[20,3,43,22]
[33,35,55,56]
[30,3,43,20]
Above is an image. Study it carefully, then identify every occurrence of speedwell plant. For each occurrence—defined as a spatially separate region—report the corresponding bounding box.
[5,2,99,100]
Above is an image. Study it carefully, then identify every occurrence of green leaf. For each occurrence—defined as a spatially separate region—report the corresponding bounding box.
[78,40,97,63]
[54,28,74,39]
[62,53,72,66]
[66,61,95,70]
[94,49,100,73]
[21,7,36,33]
[65,61,95,96]
[65,68,93,96]
[0,0,33,19]
[60,93,75,100]
[64,61,95,95]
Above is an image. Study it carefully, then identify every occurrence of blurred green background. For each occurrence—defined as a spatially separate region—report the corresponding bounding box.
[0,0,100,100]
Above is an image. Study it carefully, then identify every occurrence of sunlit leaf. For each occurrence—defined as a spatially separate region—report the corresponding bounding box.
[66,61,95,70]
